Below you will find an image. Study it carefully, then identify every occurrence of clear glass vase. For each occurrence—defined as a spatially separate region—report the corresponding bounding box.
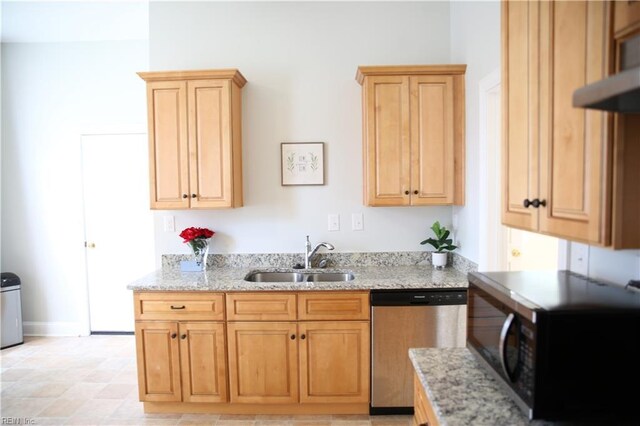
[188,238,210,270]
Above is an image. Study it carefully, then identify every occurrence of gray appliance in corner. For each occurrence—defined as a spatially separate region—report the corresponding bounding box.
[1,272,24,349]
[370,289,467,414]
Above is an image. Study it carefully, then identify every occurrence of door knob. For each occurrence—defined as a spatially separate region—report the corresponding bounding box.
[511,249,521,258]
[404,190,410,195]
[531,198,546,208]
[85,242,96,249]
[523,199,532,208]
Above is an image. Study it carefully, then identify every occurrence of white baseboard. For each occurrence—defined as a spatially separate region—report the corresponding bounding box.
[23,321,88,337]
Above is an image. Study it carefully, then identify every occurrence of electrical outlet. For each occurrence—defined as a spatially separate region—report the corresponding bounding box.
[328,214,340,231]
[163,215,175,232]
[352,213,363,231]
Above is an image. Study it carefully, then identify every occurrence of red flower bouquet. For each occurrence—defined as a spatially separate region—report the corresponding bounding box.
[180,227,215,270]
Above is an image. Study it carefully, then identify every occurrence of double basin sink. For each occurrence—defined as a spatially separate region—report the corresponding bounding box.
[245,271,355,283]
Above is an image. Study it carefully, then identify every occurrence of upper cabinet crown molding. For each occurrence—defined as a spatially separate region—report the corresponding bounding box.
[357,64,466,207]
[138,69,247,87]
[355,65,467,85]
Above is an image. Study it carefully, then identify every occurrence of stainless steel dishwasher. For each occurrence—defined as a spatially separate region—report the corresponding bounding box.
[370,289,467,414]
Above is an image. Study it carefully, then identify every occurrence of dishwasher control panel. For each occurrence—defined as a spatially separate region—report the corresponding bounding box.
[370,289,467,306]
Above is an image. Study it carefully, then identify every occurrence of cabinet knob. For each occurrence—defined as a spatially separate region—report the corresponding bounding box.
[182,194,188,199]
[531,198,546,208]
[300,334,306,340]
[191,194,196,198]
[413,190,419,195]
[180,334,187,340]
[290,334,296,340]
[171,333,177,339]
[523,199,532,208]
[404,190,410,195]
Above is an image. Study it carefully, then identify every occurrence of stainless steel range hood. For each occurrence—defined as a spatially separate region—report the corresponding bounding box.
[573,34,640,113]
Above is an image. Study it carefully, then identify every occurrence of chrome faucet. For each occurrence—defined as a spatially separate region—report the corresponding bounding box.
[305,235,335,269]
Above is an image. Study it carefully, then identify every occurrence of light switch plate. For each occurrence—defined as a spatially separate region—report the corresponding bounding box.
[328,214,340,231]
[352,213,363,231]
[163,215,175,232]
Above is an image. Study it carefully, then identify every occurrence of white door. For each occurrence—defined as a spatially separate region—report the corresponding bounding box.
[81,133,155,332]
[507,228,558,271]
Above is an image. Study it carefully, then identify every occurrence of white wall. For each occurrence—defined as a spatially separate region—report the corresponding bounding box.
[449,1,501,264]
[1,41,148,334]
[149,1,455,260]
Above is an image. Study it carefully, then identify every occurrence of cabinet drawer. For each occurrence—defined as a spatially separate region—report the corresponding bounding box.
[134,292,224,321]
[298,292,369,320]
[226,293,297,321]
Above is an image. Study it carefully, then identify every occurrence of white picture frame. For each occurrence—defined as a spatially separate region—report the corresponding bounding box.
[281,142,325,186]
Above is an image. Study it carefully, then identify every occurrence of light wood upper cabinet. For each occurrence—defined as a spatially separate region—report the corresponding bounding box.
[356,65,466,206]
[138,69,246,209]
[500,0,639,247]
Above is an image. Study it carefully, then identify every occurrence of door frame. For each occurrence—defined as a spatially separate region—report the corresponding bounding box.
[478,69,507,271]
[78,124,147,336]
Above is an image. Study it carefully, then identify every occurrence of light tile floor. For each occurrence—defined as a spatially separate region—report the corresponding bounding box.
[1,336,411,426]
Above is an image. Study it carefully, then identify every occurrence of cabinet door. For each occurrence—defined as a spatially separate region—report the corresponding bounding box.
[363,75,411,206]
[146,81,190,209]
[179,322,228,403]
[187,79,235,209]
[298,321,369,404]
[410,75,455,205]
[538,0,611,244]
[227,322,299,404]
[135,321,181,402]
[501,0,540,231]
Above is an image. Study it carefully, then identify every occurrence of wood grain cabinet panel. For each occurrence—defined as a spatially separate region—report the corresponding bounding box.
[134,292,225,321]
[500,0,640,247]
[413,373,439,426]
[227,322,299,404]
[226,293,297,321]
[135,321,182,402]
[179,322,228,403]
[298,321,369,404]
[298,292,369,321]
[357,65,466,207]
[139,69,246,210]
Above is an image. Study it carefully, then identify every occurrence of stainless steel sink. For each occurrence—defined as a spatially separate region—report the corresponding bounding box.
[244,271,355,283]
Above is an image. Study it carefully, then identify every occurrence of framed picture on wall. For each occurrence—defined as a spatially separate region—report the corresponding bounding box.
[281,142,325,186]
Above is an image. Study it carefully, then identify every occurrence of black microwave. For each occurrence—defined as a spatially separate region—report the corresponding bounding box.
[467,271,640,422]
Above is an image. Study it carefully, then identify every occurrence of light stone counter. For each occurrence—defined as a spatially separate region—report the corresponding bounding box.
[127,265,468,292]
[408,348,624,426]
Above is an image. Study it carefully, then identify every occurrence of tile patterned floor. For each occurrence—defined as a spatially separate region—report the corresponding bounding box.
[0,336,411,425]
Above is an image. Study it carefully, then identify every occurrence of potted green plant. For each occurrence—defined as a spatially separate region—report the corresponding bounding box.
[420,221,457,269]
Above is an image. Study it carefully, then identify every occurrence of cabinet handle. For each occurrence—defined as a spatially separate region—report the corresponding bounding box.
[413,190,419,195]
[523,199,532,208]
[531,198,547,208]
[182,194,188,199]
[191,194,196,198]
[181,334,187,340]
[300,334,306,340]
[171,333,177,339]
[290,334,296,340]
[404,190,410,195]
[170,305,186,310]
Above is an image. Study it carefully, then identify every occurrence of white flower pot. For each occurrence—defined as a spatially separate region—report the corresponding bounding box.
[432,252,448,269]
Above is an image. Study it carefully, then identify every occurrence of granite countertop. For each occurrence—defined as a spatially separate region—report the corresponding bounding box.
[127,265,469,291]
[410,348,534,426]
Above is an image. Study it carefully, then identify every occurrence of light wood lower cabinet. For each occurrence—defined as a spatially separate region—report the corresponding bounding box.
[135,321,227,403]
[227,322,299,404]
[134,291,370,413]
[299,321,370,404]
[413,373,439,426]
